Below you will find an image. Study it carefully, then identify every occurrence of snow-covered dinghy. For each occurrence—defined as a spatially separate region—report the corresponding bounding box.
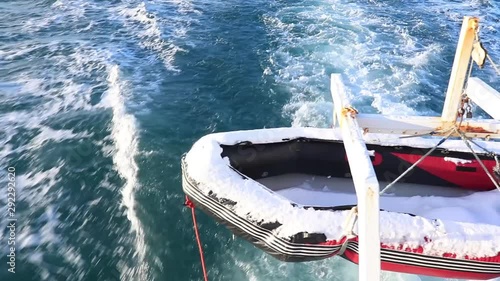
[182,128,500,280]
[182,17,500,280]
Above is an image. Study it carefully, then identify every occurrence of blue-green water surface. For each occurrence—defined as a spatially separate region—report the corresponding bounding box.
[0,0,499,280]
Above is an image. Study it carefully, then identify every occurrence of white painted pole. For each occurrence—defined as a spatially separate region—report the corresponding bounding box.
[442,17,478,124]
[331,74,381,281]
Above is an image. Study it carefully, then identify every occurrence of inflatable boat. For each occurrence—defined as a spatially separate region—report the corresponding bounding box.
[181,16,500,280]
[182,128,500,280]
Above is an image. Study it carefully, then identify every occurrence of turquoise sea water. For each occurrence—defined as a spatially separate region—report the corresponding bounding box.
[0,0,499,280]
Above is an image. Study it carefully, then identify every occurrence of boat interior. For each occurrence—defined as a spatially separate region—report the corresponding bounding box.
[221,138,500,226]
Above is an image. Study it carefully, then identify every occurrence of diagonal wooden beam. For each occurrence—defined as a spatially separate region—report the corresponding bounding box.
[331,74,381,281]
[357,114,500,139]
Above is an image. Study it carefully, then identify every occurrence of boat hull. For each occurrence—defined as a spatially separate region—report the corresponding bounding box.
[181,128,500,279]
[183,168,500,279]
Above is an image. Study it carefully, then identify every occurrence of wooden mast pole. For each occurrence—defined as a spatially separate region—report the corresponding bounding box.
[442,16,478,125]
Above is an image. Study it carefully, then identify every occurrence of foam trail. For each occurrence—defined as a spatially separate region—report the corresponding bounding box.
[22,0,87,33]
[103,65,148,280]
[168,0,199,15]
[263,0,499,129]
[116,2,184,71]
[262,0,456,127]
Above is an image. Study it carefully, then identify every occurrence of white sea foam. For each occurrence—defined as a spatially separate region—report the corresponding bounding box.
[1,0,163,272]
[29,127,92,149]
[3,45,107,112]
[168,0,201,15]
[0,166,86,280]
[0,46,107,161]
[21,0,89,33]
[0,166,62,251]
[0,31,122,279]
[115,2,184,71]
[404,43,443,68]
[284,101,333,127]
[0,44,41,61]
[101,65,148,281]
[263,0,450,127]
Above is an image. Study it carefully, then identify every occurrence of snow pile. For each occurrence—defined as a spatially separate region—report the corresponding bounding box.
[444,157,473,165]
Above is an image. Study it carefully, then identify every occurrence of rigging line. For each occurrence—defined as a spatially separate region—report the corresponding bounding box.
[399,127,454,139]
[399,131,437,139]
[380,127,455,195]
[466,137,497,157]
[464,54,475,89]
[454,128,500,192]
[486,54,500,76]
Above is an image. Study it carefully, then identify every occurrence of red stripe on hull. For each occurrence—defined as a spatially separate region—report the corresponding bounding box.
[320,238,500,279]
[342,250,500,280]
[391,153,498,190]
[322,238,500,263]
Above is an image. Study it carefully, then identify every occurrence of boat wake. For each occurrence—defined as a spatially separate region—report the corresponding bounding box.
[0,0,153,279]
[102,65,149,281]
[0,42,111,280]
[113,0,200,72]
[226,1,500,281]
[263,0,500,128]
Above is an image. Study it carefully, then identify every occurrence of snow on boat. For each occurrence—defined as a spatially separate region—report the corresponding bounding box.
[182,128,500,280]
[182,16,500,280]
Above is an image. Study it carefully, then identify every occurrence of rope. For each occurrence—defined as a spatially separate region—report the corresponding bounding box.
[486,54,500,76]
[454,128,500,192]
[466,137,497,157]
[399,127,456,139]
[464,55,474,89]
[399,131,437,139]
[184,196,209,281]
[380,127,455,195]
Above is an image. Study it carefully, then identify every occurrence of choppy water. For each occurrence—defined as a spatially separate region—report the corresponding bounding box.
[0,0,499,280]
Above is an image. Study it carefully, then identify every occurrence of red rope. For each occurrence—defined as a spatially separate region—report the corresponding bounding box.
[185,196,209,281]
